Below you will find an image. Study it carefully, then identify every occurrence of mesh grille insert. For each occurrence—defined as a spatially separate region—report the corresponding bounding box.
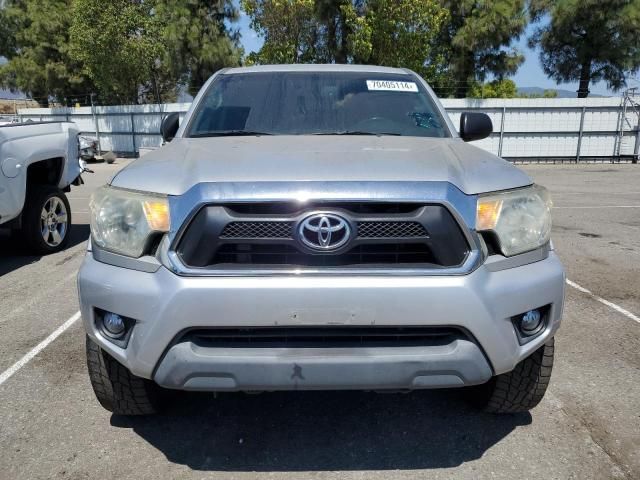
[220,221,293,239]
[219,221,427,240]
[357,221,427,238]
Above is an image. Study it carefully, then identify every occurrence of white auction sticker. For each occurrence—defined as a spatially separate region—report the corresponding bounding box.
[366,80,418,92]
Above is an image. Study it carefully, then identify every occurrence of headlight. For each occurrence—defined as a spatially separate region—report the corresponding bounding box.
[90,186,170,257]
[476,184,552,257]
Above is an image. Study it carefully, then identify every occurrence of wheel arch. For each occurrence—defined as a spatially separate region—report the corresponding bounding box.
[3,158,66,230]
[25,157,65,189]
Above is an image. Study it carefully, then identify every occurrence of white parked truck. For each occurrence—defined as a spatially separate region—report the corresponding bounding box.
[0,121,84,253]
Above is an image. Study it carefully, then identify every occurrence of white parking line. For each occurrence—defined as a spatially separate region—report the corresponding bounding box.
[554,205,640,209]
[566,279,640,325]
[555,192,640,195]
[3,271,80,323]
[0,311,81,387]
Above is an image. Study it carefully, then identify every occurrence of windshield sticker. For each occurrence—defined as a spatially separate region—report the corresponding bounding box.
[366,80,418,92]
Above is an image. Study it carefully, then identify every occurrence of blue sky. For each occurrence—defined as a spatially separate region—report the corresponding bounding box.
[237,8,262,55]
[510,23,617,96]
[236,8,623,97]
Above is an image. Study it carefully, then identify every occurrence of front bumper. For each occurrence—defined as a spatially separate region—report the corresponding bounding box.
[78,251,565,391]
[154,341,492,391]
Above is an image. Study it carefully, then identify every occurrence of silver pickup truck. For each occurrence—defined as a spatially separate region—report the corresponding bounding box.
[79,65,564,416]
[0,121,83,253]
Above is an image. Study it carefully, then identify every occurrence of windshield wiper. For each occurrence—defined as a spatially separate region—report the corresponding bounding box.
[312,131,402,136]
[190,130,273,137]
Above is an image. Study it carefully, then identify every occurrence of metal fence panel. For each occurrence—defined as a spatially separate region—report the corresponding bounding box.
[18,97,639,162]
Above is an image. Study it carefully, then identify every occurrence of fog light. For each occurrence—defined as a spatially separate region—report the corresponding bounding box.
[102,312,125,337]
[520,309,542,333]
[511,305,549,345]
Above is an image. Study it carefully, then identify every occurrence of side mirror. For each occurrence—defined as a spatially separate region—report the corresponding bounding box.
[459,112,492,142]
[161,112,180,143]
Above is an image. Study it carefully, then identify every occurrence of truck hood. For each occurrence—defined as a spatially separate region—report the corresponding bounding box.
[111,136,531,196]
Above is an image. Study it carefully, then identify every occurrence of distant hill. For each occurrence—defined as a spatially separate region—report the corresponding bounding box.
[0,88,28,100]
[517,86,606,98]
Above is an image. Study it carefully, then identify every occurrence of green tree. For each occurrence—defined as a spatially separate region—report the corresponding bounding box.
[243,0,450,87]
[439,1,528,98]
[468,78,518,98]
[342,0,450,88]
[0,3,17,57]
[0,0,94,105]
[157,0,243,96]
[69,0,173,104]
[529,0,640,98]
[314,0,351,63]
[242,0,318,64]
[517,88,558,98]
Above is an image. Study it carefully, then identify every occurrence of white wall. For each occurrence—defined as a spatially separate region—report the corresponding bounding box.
[19,97,639,160]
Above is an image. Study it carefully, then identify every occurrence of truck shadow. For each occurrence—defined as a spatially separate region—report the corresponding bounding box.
[0,223,90,276]
[111,389,531,471]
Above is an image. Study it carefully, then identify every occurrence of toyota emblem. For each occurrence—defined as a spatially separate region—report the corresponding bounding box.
[298,213,351,251]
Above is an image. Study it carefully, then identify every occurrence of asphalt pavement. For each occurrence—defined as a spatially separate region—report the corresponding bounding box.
[0,160,638,479]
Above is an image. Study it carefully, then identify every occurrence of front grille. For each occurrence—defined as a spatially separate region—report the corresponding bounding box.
[175,202,470,270]
[184,326,466,348]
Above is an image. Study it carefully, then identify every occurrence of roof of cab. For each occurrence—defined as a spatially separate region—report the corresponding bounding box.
[223,64,411,75]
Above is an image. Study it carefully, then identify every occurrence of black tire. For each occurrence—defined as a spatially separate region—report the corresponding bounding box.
[85,336,163,415]
[21,186,71,254]
[471,338,555,414]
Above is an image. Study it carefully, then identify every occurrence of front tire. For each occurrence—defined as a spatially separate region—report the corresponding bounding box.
[86,336,163,415]
[471,338,555,414]
[21,186,71,254]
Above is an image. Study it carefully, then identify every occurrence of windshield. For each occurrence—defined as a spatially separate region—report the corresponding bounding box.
[186,71,450,138]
